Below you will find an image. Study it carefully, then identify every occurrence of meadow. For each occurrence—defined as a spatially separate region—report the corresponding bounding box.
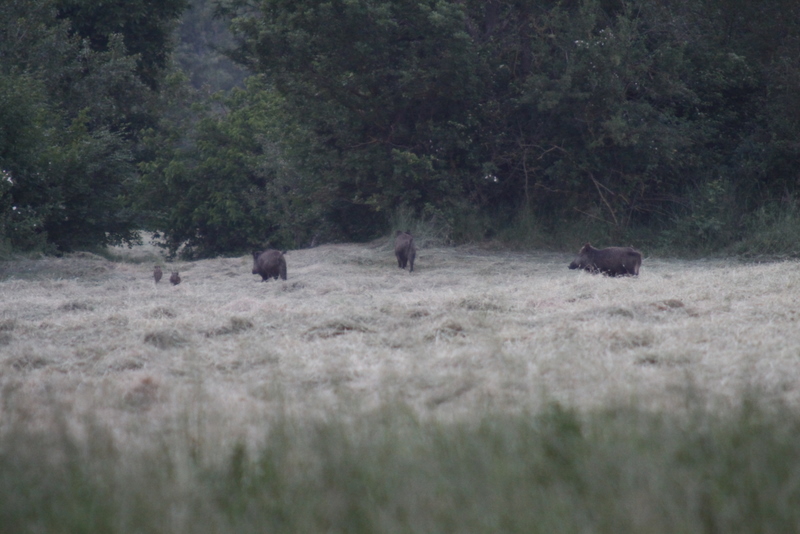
[2,239,800,533]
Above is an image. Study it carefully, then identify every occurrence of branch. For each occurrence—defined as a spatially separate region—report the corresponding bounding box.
[573,207,616,226]
[588,172,618,227]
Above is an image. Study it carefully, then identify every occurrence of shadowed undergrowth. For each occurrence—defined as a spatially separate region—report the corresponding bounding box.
[2,397,800,534]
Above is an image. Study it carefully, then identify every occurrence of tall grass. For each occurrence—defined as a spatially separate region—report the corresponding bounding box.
[448,189,800,257]
[390,205,454,247]
[2,395,800,533]
[731,199,800,258]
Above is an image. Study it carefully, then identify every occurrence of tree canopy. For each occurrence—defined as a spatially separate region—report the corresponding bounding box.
[206,0,799,252]
[2,0,800,256]
[0,0,188,253]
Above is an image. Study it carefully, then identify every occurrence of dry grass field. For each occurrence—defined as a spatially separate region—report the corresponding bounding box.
[3,239,800,533]
[2,239,800,440]
[0,240,800,534]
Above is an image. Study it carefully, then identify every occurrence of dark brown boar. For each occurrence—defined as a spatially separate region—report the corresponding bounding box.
[394,231,416,272]
[568,243,642,277]
[154,265,162,284]
[252,249,287,281]
[170,271,181,285]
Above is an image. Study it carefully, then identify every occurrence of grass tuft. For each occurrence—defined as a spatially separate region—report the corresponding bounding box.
[146,306,176,319]
[143,329,188,349]
[58,301,94,312]
[204,317,254,337]
[304,319,373,340]
[731,200,800,258]
[8,355,50,371]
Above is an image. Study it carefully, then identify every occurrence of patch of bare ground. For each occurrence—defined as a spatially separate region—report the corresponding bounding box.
[2,240,800,450]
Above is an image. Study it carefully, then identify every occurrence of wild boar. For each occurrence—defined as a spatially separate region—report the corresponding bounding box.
[569,243,641,277]
[252,249,287,281]
[153,265,162,284]
[394,231,416,272]
[169,271,181,285]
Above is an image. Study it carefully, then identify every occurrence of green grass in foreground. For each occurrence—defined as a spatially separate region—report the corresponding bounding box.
[2,399,800,533]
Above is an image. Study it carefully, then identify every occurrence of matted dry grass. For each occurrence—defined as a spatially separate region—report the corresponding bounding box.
[1,239,800,449]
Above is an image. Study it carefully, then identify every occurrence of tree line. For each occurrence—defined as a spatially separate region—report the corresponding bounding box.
[2,0,799,257]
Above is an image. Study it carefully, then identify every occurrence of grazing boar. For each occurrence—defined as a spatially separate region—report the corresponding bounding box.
[153,265,162,284]
[170,271,181,285]
[394,231,416,272]
[252,249,287,281]
[569,243,642,277]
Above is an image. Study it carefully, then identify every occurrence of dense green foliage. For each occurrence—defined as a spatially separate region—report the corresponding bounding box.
[211,0,800,253]
[174,0,247,92]
[55,0,189,91]
[2,0,800,255]
[137,77,330,257]
[3,399,800,533]
[0,0,185,253]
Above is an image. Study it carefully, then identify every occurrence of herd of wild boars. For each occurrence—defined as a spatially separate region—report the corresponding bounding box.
[152,235,644,284]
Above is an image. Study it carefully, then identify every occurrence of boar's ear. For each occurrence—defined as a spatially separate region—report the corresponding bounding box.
[252,250,260,260]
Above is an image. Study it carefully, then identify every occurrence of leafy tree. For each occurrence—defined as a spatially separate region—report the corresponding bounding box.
[0,73,53,251]
[226,0,490,232]
[0,0,187,252]
[511,2,710,229]
[55,0,189,90]
[138,77,329,258]
[132,0,798,254]
[175,0,247,93]
[218,0,798,246]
